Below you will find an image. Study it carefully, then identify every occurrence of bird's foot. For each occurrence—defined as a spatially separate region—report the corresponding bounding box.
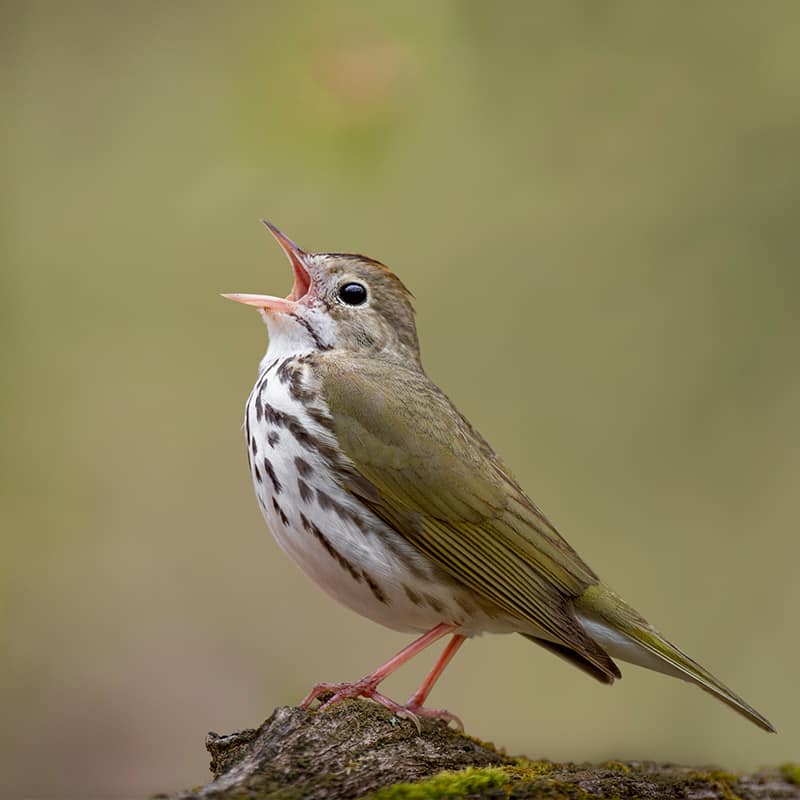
[301,677,383,712]
[403,700,464,732]
[302,679,418,725]
[300,679,462,733]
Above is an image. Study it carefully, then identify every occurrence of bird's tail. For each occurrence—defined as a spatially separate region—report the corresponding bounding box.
[575,584,775,733]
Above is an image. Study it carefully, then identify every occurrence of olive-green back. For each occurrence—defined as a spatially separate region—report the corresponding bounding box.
[317,353,618,680]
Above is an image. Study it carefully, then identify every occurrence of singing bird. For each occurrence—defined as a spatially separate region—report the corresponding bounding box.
[223,222,774,732]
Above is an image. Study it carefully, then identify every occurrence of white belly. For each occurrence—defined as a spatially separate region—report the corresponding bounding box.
[244,355,521,636]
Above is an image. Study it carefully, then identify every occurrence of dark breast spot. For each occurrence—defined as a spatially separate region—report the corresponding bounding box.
[294,457,313,478]
[315,489,356,527]
[279,360,315,404]
[272,497,289,526]
[289,382,314,404]
[297,478,313,503]
[267,431,280,448]
[307,406,335,432]
[263,457,282,494]
[263,403,285,427]
[423,593,444,613]
[312,436,341,464]
[315,488,334,511]
[304,517,362,583]
[403,585,423,606]
[263,404,315,450]
[277,358,293,384]
[288,421,315,450]
[363,572,389,605]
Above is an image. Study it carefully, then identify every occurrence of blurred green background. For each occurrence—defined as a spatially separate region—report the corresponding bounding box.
[2,1,798,797]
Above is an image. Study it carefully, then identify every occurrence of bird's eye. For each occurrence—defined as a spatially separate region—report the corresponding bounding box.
[338,282,368,306]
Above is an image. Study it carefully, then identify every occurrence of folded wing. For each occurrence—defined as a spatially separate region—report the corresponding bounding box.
[318,355,620,681]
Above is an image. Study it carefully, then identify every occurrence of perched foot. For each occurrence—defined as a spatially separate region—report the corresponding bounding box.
[301,680,462,733]
[299,624,465,733]
[302,679,416,726]
[301,678,391,713]
[403,700,464,732]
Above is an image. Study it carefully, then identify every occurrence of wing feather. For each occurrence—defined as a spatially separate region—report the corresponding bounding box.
[318,355,618,678]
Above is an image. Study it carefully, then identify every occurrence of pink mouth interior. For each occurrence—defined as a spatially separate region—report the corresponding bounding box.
[287,259,311,302]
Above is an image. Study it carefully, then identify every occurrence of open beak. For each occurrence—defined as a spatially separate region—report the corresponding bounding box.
[222,220,312,314]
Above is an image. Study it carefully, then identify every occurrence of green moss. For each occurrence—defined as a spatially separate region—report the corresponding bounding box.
[365,761,592,800]
[366,759,787,800]
[781,764,800,785]
[505,759,557,781]
[367,766,510,799]
[688,769,742,800]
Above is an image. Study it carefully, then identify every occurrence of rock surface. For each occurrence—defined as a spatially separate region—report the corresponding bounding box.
[161,700,800,800]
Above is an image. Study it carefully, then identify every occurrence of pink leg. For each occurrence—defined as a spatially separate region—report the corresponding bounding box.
[407,633,467,708]
[300,623,458,725]
[403,634,467,729]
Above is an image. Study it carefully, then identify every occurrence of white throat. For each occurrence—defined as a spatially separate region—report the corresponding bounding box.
[257,307,338,373]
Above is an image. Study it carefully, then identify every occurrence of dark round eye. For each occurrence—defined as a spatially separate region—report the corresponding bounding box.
[338,282,368,306]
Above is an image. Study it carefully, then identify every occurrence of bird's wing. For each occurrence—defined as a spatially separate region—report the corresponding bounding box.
[318,356,618,678]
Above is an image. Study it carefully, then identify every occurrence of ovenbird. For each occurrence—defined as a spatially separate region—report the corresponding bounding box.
[223,222,774,732]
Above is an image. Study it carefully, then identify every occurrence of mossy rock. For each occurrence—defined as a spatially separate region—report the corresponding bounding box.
[165,700,799,800]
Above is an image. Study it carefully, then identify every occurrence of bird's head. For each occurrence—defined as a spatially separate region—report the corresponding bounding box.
[224,221,419,360]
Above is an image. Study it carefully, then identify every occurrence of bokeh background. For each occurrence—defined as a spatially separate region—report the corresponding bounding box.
[2,2,798,797]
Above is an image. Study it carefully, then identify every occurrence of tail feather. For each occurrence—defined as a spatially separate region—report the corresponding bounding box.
[520,634,620,685]
[576,585,775,733]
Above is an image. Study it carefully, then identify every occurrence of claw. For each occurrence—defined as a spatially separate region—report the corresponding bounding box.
[317,693,340,713]
[404,703,464,731]
[298,625,466,731]
[299,680,462,733]
[394,706,422,734]
[301,682,341,709]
